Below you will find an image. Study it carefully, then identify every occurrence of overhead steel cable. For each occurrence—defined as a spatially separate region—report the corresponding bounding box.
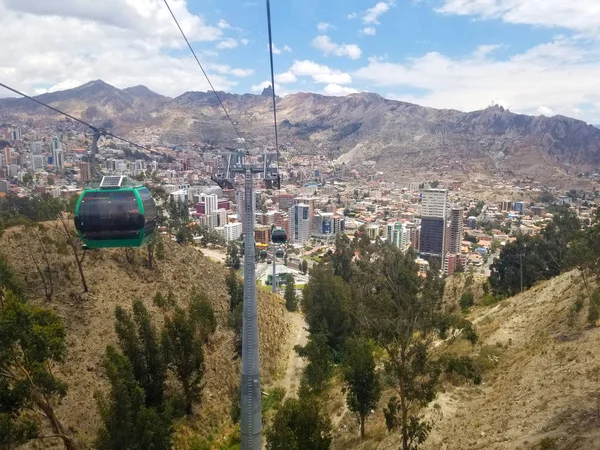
[265,0,281,190]
[161,0,248,151]
[265,0,280,159]
[0,81,161,155]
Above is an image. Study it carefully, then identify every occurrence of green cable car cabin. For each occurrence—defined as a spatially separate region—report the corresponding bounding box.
[74,176,157,249]
[271,227,287,244]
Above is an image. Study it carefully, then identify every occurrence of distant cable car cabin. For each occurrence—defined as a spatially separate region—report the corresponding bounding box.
[275,248,284,259]
[271,227,287,244]
[74,176,157,249]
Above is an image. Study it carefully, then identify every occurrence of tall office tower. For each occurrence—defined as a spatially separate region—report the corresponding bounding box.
[32,155,44,172]
[51,136,61,152]
[288,203,310,244]
[419,189,448,265]
[30,142,42,155]
[53,148,64,170]
[448,207,463,254]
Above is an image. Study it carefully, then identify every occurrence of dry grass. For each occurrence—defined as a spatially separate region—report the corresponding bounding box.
[0,226,290,449]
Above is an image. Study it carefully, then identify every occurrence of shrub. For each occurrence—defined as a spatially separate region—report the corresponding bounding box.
[459,292,475,311]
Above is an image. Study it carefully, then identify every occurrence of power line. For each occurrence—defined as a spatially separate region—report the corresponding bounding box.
[265,0,281,189]
[161,0,247,150]
[0,81,160,155]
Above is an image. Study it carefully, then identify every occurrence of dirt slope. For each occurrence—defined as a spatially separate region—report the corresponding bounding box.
[425,270,600,450]
[0,228,290,449]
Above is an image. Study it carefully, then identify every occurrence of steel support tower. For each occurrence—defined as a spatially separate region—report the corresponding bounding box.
[212,151,278,450]
[241,168,262,449]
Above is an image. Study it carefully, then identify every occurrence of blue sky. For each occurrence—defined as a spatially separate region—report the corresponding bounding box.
[181,0,600,122]
[1,0,600,123]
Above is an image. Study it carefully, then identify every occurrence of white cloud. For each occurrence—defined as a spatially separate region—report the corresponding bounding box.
[269,43,292,55]
[347,12,357,19]
[270,43,281,54]
[275,72,297,83]
[368,54,388,63]
[208,64,254,77]
[317,22,332,31]
[362,27,377,35]
[473,44,502,58]
[288,60,352,84]
[323,84,359,96]
[363,2,394,24]
[251,80,280,92]
[354,37,600,122]
[217,19,230,29]
[436,0,600,35]
[0,0,248,97]
[537,106,555,116]
[241,38,249,46]
[217,38,238,49]
[312,35,362,60]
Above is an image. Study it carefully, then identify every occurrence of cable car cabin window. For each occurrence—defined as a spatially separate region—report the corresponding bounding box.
[138,187,157,235]
[78,191,144,240]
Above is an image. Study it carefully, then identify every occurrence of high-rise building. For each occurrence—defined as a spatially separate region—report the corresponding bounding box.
[0,180,8,193]
[53,148,64,170]
[294,197,316,222]
[419,189,448,264]
[312,212,335,237]
[289,203,310,244]
[30,142,42,155]
[333,215,345,234]
[32,155,44,172]
[448,207,463,254]
[278,193,294,211]
[51,136,61,152]
[4,147,11,166]
[200,193,218,216]
[217,222,243,242]
[210,208,228,228]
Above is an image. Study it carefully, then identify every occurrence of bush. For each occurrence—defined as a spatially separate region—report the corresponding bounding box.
[459,292,474,311]
[481,293,499,306]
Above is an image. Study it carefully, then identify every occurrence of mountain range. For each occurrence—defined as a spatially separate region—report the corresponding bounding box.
[1,80,599,185]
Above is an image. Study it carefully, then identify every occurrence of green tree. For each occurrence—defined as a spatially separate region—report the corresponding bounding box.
[175,227,193,245]
[226,243,241,269]
[331,233,353,281]
[0,291,77,450]
[341,338,381,439]
[162,306,205,415]
[300,259,309,275]
[266,395,332,450]
[95,346,171,450]
[189,291,217,343]
[225,269,244,313]
[294,333,334,393]
[489,235,553,296]
[114,301,166,408]
[302,264,353,354]
[284,275,298,312]
[355,247,478,450]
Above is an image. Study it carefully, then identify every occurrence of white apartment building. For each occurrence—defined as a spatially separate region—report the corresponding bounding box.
[289,203,310,244]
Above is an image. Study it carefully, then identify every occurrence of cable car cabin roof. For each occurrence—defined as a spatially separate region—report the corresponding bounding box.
[271,227,287,244]
[74,186,157,249]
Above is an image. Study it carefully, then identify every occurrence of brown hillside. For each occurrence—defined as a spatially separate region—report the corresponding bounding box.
[0,227,290,449]
[425,270,600,450]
